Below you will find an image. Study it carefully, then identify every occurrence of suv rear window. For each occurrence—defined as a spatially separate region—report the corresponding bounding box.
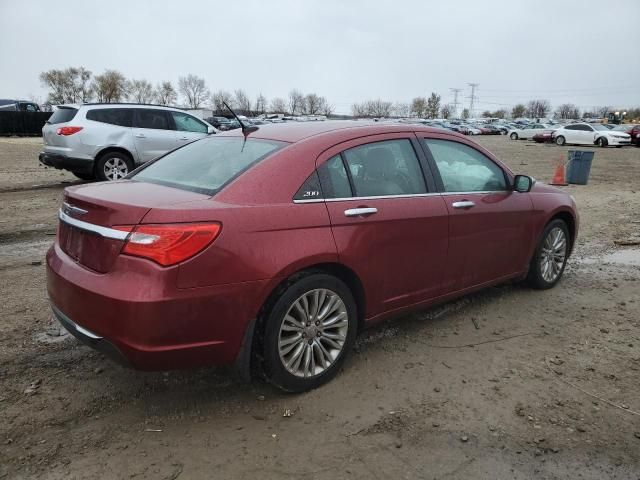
[132,137,285,195]
[47,107,78,124]
[86,108,132,127]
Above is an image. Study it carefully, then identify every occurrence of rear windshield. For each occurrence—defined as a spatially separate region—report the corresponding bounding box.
[132,136,286,195]
[48,107,78,124]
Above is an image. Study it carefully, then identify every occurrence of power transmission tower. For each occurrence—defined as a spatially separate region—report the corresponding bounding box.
[450,88,462,118]
[467,83,479,118]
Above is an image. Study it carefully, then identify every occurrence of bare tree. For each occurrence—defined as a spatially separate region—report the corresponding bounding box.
[410,97,427,118]
[392,102,410,118]
[211,90,234,114]
[92,70,128,103]
[462,108,470,120]
[556,103,580,120]
[304,93,323,114]
[352,99,393,118]
[320,99,334,116]
[525,99,551,119]
[40,66,93,104]
[128,79,155,104]
[440,104,452,119]
[155,81,177,106]
[288,89,305,115]
[511,104,526,118]
[269,97,287,114]
[425,92,441,119]
[255,93,267,115]
[234,89,252,114]
[178,74,209,109]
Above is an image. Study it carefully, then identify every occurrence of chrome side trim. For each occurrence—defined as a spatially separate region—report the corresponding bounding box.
[292,190,509,204]
[75,323,103,340]
[58,209,129,241]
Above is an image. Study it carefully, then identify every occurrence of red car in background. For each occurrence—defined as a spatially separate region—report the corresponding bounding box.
[47,122,579,392]
[532,129,556,143]
[613,124,640,145]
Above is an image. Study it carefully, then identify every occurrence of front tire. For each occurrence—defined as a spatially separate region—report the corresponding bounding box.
[262,273,357,392]
[510,132,518,140]
[95,151,133,181]
[527,219,569,290]
[597,137,608,147]
[555,135,566,146]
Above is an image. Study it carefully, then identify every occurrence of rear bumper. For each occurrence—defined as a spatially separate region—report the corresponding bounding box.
[46,243,271,371]
[39,152,94,174]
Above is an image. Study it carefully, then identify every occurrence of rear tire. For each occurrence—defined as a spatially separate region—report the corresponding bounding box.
[597,137,608,147]
[555,136,566,146]
[527,219,569,290]
[510,132,518,140]
[95,151,133,181]
[261,273,357,392]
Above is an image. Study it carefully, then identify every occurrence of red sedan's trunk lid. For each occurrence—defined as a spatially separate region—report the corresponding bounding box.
[58,180,210,273]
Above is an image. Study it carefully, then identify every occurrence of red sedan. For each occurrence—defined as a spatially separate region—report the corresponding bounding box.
[47,122,578,392]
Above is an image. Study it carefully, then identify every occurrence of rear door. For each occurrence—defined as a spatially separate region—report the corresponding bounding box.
[316,134,449,318]
[131,108,177,163]
[421,136,533,293]
[170,111,209,146]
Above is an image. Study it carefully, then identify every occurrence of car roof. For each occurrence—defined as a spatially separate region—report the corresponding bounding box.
[216,120,455,143]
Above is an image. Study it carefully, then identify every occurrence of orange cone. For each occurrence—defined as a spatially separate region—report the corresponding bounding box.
[550,160,567,186]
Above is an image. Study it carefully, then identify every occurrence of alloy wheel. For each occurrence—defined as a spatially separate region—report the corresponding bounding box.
[278,288,349,378]
[103,157,129,181]
[539,227,567,283]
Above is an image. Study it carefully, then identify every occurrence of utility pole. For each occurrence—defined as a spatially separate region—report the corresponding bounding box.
[450,88,462,118]
[467,83,479,118]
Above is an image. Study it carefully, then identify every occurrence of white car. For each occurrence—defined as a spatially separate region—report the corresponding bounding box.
[508,123,550,140]
[552,123,631,147]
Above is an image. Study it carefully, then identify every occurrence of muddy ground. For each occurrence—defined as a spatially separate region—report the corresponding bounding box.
[0,135,639,480]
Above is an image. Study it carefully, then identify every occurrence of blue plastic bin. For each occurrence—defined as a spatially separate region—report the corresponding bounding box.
[566,150,594,185]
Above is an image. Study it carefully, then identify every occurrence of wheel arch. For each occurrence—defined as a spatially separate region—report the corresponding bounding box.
[548,210,577,256]
[94,146,135,165]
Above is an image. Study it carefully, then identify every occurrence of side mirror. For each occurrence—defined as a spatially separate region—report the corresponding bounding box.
[207,126,216,135]
[513,174,533,193]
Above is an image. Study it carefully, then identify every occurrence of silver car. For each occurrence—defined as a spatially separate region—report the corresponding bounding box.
[39,104,216,181]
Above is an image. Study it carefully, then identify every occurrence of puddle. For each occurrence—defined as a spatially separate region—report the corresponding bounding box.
[579,248,640,267]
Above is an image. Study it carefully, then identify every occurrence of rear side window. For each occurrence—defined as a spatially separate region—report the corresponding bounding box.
[47,107,78,124]
[86,108,133,127]
[134,109,171,130]
[132,137,284,195]
[170,111,207,133]
[342,139,426,197]
[294,171,323,201]
[424,139,506,192]
[317,155,352,198]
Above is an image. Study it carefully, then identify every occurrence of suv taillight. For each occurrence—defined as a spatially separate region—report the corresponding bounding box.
[114,223,221,266]
[57,126,83,136]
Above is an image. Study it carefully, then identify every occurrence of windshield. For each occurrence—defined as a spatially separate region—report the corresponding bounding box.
[132,136,286,195]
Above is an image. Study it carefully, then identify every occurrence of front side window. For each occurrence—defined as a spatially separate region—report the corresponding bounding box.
[134,109,171,130]
[133,137,284,195]
[171,112,208,133]
[424,139,507,192]
[86,108,132,127]
[342,139,427,197]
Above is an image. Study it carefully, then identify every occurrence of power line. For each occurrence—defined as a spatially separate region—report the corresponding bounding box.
[450,88,462,118]
[467,83,478,117]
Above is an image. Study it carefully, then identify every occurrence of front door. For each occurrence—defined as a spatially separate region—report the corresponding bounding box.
[421,137,533,293]
[170,111,210,147]
[317,135,449,318]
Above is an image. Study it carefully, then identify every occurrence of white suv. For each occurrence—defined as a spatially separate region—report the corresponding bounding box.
[39,104,216,181]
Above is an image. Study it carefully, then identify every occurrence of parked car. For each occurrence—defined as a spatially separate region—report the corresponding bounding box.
[47,121,578,392]
[508,124,549,140]
[39,104,216,181]
[532,129,555,143]
[552,123,631,147]
[205,116,232,130]
[461,124,482,135]
[0,99,41,112]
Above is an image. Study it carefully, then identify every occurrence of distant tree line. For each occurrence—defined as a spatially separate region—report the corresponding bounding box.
[38,66,334,116]
[38,67,639,120]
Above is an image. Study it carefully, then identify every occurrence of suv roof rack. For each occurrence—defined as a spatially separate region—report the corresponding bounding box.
[81,102,188,110]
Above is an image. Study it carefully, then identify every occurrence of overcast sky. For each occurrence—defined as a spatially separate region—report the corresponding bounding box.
[1,0,638,114]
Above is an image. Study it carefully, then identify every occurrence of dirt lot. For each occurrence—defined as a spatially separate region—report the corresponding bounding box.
[1,135,639,480]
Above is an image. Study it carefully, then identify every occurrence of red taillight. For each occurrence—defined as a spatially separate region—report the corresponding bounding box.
[56,126,83,136]
[114,223,221,266]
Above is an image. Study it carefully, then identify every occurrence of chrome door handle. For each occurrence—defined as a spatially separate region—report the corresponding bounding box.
[135,133,146,138]
[344,207,378,217]
[452,200,475,209]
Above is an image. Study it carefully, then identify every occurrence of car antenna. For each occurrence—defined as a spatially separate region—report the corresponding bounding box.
[223,101,258,137]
